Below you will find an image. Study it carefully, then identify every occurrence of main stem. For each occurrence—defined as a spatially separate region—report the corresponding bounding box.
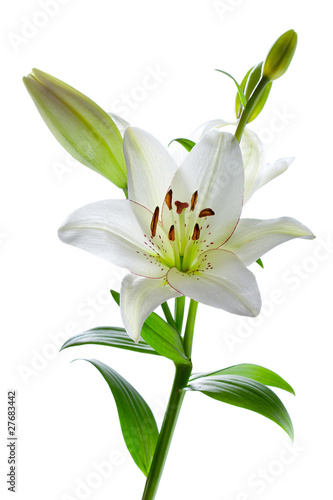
[141,300,198,500]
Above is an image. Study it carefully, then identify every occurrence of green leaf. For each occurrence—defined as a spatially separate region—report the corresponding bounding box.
[235,63,272,122]
[247,81,272,123]
[23,69,127,188]
[215,69,247,108]
[244,63,263,100]
[186,374,294,439]
[187,375,294,439]
[235,66,254,118]
[60,327,159,355]
[110,290,190,366]
[142,313,190,365]
[78,359,159,475]
[190,363,295,395]
[168,138,196,152]
[110,290,121,305]
[256,258,264,268]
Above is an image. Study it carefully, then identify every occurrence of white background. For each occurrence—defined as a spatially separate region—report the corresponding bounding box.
[1,1,332,499]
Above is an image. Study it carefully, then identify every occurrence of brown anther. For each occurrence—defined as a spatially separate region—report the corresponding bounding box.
[174,201,189,215]
[199,208,215,218]
[190,190,198,211]
[150,206,159,237]
[165,189,173,210]
[192,223,200,241]
[168,225,175,241]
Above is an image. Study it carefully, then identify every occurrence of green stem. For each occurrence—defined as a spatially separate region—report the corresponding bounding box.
[141,301,198,500]
[161,302,179,332]
[234,76,270,143]
[141,363,192,500]
[183,300,198,359]
[175,296,186,333]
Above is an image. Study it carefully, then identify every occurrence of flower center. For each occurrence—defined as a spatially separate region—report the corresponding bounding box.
[149,189,215,272]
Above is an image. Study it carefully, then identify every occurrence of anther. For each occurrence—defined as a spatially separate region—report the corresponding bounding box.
[192,223,200,241]
[165,189,173,210]
[168,225,175,241]
[190,191,198,211]
[174,201,189,215]
[199,208,215,218]
[150,206,159,237]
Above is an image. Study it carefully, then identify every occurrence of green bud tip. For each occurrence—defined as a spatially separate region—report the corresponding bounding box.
[263,29,298,81]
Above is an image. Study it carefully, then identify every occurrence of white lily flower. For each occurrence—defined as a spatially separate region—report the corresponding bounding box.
[173,119,293,204]
[59,127,314,341]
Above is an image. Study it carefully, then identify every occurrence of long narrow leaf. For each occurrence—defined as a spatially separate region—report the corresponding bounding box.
[61,327,159,355]
[111,290,190,366]
[235,66,254,118]
[190,363,294,394]
[215,69,247,108]
[186,374,294,439]
[78,359,159,475]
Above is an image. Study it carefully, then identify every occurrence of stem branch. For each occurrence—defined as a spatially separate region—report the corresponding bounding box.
[175,296,186,333]
[183,300,198,359]
[161,302,179,333]
[234,76,270,143]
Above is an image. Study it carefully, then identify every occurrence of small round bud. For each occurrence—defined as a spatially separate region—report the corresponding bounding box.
[263,30,298,81]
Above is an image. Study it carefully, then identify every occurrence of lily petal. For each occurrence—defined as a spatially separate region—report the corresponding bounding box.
[177,119,293,203]
[121,274,181,341]
[241,128,264,203]
[165,129,244,249]
[108,112,130,137]
[224,217,315,266]
[124,127,178,212]
[58,199,173,278]
[190,120,264,204]
[167,249,261,317]
[258,157,294,189]
[170,119,230,166]
[190,119,229,142]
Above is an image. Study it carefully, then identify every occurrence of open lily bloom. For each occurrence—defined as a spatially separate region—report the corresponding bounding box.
[59,127,314,341]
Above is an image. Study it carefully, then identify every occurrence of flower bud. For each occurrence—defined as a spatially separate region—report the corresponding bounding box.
[263,30,297,81]
[23,69,127,189]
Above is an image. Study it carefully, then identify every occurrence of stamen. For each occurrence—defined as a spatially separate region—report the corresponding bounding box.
[174,201,189,214]
[168,225,175,241]
[192,223,200,241]
[199,208,215,218]
[190,191,198,211]
[165,189,173,210]
[150,206,159,237]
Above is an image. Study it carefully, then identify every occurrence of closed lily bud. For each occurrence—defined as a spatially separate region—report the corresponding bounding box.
[23,69,127,189]
[263,30,298,81]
